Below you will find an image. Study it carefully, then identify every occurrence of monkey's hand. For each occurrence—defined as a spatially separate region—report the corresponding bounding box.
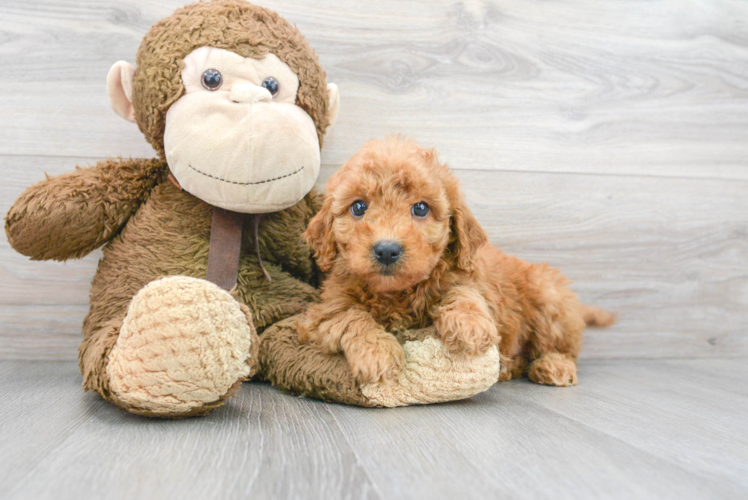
[5,157,166,261]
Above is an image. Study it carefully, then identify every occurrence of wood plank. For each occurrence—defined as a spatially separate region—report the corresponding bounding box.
[659,358,748,396]
[2,359,746,499]
[0,305,85,359]
[1,361,380,500]
[0,360,109,493]
[327,359,748,499]
[508,359,748,489]
[0,0,747,179]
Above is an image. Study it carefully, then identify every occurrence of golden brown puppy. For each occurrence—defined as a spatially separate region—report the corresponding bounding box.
[298,137,614,386]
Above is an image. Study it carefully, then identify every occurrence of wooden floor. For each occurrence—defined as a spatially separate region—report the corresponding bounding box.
[0,359,746,500]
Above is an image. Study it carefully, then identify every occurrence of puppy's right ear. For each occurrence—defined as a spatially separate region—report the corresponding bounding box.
[304,197,337,272]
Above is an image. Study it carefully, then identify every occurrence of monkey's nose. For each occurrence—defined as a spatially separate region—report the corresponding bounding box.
[373,241,403,266]
[230,84,272,104]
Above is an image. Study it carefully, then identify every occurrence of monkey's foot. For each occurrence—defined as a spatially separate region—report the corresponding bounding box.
[106,276,257,417]
[360,335,500,407]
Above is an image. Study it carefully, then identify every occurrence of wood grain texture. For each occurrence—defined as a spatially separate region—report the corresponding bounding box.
[1,359,746,499]
[1,0,748,360]
[0,361,379,500]
[1,0,747,178]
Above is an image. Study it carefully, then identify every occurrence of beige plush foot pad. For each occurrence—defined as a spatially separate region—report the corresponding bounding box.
[360,337,499,407]
[259,319,499,407]
[107,276,255,416]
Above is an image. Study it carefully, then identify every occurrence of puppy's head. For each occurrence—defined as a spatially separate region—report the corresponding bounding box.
[305,136,487,292]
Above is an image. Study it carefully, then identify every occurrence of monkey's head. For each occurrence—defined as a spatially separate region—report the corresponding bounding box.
[106,0,340,213]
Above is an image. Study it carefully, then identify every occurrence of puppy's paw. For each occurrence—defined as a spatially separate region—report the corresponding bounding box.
[528,353,578,387]
[345,333,406,384]
[436,309,500,356]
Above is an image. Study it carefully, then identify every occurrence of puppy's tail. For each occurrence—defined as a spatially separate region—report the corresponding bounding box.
[580,305,616,328]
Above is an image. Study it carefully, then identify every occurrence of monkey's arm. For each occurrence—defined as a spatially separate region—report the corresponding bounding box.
[5,157,167,261]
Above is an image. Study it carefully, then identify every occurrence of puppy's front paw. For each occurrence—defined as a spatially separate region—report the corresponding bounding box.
[344,333,406,384]
[436,309,500,356]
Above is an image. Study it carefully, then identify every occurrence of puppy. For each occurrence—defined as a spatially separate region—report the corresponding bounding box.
[298,137,614,386]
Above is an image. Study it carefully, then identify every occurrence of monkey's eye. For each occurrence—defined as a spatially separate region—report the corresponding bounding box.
[350,200,368,218]
[412,202,430,218]
[261,76,280,97]
[201,69,223,91]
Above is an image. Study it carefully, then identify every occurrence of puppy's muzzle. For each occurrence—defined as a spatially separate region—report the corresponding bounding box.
[372,240,403,267]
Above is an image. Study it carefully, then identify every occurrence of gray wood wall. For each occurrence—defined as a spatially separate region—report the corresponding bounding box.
[1,0,746,360]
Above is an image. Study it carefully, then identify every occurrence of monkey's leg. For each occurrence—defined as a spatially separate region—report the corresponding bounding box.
[79,276,258,417]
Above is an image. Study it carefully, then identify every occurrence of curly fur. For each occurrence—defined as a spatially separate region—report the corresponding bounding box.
[299,137,614,386]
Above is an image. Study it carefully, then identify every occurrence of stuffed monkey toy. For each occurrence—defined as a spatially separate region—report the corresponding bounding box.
[5,0,499,417]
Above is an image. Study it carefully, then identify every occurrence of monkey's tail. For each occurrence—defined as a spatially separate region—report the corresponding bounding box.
[580,305,616,328]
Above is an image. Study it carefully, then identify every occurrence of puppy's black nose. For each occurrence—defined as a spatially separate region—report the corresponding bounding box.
[373,241,403,266]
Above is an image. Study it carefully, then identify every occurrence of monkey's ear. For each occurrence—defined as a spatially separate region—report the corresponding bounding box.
[326,83,340,129]
[107,61,136,123]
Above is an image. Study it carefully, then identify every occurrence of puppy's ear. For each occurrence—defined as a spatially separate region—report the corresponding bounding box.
[446,180,488,273]
[304,196,337,272]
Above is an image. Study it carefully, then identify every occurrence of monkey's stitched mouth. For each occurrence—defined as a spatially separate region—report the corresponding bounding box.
[187,164,305,185]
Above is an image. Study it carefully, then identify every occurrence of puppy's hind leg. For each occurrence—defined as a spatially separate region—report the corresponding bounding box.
[528,352,579,387]
[524,265,586,387]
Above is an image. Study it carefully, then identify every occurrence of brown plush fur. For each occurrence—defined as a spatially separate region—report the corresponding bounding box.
[5,158,167,261]
[133,0,332,157]
[4,0,335,417]
[8,161,324,411]
[259,317,373,407]
[299,137,614,386]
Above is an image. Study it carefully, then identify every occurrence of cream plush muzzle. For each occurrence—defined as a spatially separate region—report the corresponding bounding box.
[163,47,327,213]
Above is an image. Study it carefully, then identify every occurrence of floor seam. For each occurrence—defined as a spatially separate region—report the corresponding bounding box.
[323,405,387,500]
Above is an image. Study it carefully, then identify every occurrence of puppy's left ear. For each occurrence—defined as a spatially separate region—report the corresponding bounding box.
[447,181,488,273]
[304,197,337,272]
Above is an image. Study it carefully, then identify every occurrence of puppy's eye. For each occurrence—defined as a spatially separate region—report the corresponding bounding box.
[261,76,280,97]
[201,69,223,91]
[350,200,368,218]
[412,201,430,218]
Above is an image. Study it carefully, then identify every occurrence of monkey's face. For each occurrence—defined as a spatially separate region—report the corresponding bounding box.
[161,47,322,213]
[107,1,339,214]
